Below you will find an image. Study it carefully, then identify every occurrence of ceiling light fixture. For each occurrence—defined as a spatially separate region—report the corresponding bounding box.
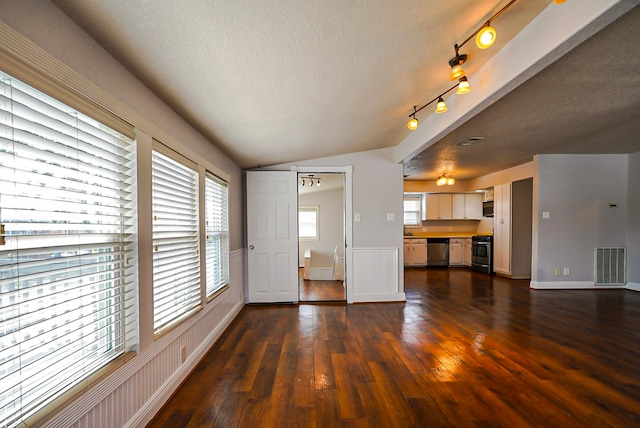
[476,24,497,49]
[435,97,448,114]
[435,173,456,187]
[449,45,468,81]
[407,106,419,130]
[406,0,538,129]
[406,84,458,131]
[299,174,321,187]
[553,0,567,3]
[456,76,471,94]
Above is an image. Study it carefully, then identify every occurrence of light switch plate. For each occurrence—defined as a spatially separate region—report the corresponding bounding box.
[542,211,550,219]
[387,213,395,221]
[354,213,361,222]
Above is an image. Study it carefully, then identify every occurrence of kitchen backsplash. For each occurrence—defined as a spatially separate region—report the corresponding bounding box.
[405,217,494,235]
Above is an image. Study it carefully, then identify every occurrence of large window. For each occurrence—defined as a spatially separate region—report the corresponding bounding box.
[0,71,136,426]
[151,146,200,335]
[204,173,229,298]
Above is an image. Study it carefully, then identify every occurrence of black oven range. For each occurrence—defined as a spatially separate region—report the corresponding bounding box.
[471,235,493,274]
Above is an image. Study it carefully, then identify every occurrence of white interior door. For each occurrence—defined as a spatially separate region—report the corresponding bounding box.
[246,171,298,303]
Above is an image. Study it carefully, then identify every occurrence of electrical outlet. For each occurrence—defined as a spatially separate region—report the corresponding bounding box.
[555,268,561,276]
[563,268,570,276]
[181,345,187,363]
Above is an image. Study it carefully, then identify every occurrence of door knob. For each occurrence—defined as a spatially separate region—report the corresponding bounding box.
[249,245,254,250]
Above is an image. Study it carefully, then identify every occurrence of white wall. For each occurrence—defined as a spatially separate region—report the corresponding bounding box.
[0,1,246,426]
[532,154,629,286]
[270,147,406,302]
[298,186,344,268]
[627,151,640,290]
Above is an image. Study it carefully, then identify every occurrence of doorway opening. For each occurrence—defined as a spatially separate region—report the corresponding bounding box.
[297,172,346,302]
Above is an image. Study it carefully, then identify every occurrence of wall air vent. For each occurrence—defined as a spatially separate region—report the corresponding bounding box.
[594,247,626,286]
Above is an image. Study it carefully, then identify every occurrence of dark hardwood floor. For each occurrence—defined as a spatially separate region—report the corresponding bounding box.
[299,268,345,302]
[148,268,640,427]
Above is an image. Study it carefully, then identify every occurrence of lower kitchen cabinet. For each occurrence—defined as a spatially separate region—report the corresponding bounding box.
[449,239,464,266]
[404,239,427,266]
[463,238,472,266]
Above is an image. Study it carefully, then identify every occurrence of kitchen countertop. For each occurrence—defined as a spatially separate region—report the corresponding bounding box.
[404,232,493,239]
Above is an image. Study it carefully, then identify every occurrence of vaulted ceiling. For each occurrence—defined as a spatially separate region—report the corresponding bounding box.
[51,0,640,181]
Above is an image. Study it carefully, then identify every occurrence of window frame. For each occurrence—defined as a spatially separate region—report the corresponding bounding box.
[203,172,229,300]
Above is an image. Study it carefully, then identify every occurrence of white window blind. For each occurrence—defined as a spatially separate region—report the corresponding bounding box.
[404,196,421,226]
[151,147,200,335]
[204,173,229,298]
[0,71,136,427]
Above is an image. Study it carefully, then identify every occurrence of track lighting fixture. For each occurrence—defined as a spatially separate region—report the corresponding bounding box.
[299,174,321,187]
[456,76,471,94]
[406,84,457,131]
[406,0,564,129]
[407,106,419,130]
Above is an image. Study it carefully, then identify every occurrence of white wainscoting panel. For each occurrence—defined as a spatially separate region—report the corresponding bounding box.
[351,247,405,302]
[43,249,246,428]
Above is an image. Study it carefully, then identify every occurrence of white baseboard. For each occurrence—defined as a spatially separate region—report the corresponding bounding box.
[626,282,640,292]
[530,280,625,289]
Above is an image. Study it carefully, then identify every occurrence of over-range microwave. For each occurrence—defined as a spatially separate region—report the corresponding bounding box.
[482,201,494,217]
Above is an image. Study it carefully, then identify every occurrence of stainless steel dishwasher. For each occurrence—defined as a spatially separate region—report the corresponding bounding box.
[426,238,449,266]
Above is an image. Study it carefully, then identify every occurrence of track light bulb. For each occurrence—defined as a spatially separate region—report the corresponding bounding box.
[446,176,456,185]
[457,76,471,94]
[553,0,567,3]
[476,25,497,49]
[435,97,448,114]
[407,116,419,131]
[450,64,465,81]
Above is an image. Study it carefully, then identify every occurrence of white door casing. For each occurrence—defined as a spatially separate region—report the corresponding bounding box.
[246,171,299,303]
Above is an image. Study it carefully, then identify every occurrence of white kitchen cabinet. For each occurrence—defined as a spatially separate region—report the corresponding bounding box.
[493,183,511,275]
[463,238,472,266]
[449,238,464,266]
[425,193,452,220]
[464,193,483,219]
[492,180,533,278]
[404,239,427,266]
[452,193,482,219]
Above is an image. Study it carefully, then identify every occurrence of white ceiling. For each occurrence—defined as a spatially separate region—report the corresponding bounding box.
[50,0,640,181]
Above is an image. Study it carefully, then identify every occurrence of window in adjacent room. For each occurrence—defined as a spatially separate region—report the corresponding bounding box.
[298,206,319,240]
[403,195,422,226]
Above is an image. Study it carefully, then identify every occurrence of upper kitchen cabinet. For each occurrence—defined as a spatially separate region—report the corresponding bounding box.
[425,193,452,220]
[452,193,482,220]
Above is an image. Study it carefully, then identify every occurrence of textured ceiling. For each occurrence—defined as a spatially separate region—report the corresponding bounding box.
[51,0,551,171]
[50,1,640,181]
